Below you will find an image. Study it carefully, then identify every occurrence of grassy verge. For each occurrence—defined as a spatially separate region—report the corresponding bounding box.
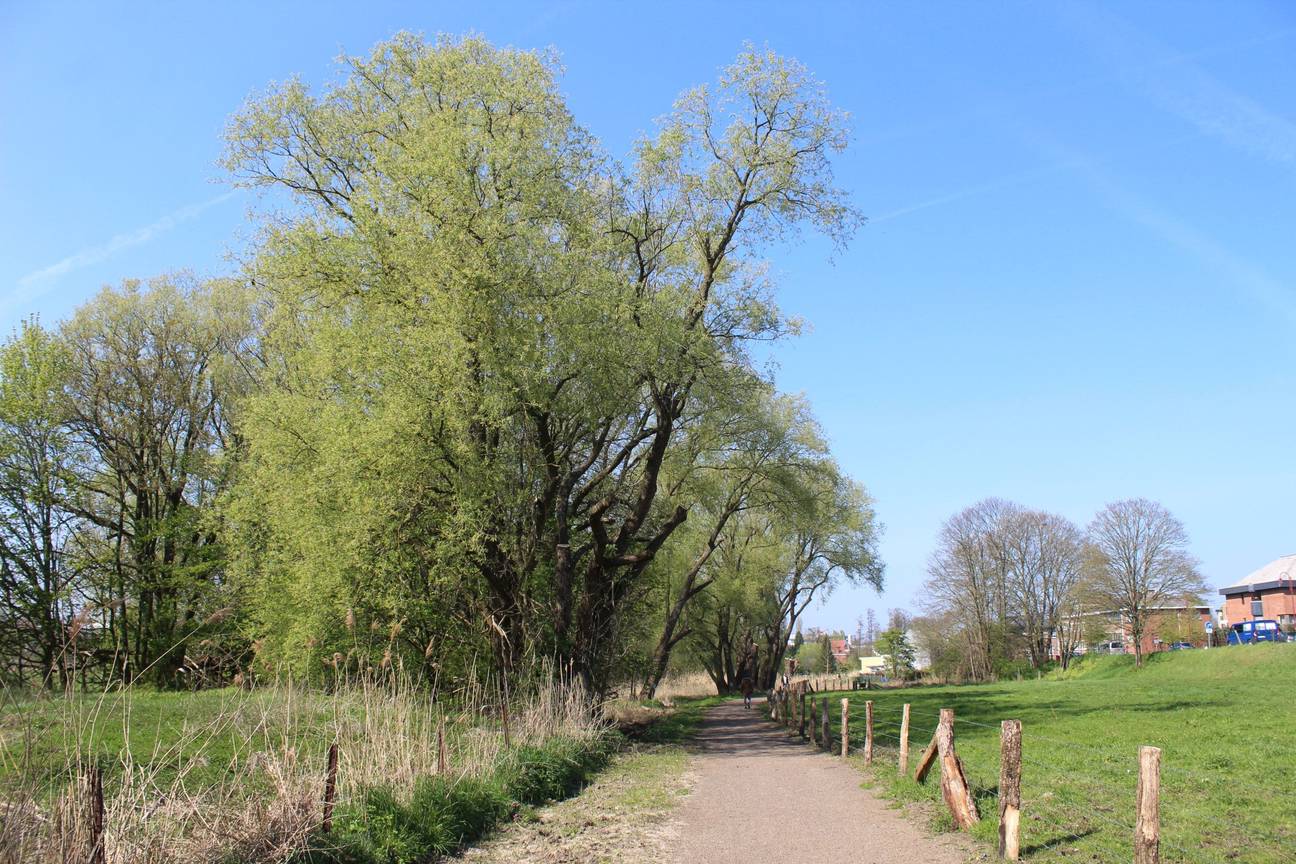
[292,731,623,863]
[801,645,1296,864]
[459,740,694,864]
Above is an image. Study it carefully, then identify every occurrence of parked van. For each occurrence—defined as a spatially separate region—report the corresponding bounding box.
[1226,620,1287,645]
[1093,641,1126,654]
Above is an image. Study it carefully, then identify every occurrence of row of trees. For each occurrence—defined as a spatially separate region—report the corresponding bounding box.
[0,281,253,688]
[0,35,883,696]
[918,497,1207,678]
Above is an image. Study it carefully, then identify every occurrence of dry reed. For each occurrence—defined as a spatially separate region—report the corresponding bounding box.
[0,666,599,864]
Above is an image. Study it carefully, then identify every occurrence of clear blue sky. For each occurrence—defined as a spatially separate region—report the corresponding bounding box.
[4,1,1295,632]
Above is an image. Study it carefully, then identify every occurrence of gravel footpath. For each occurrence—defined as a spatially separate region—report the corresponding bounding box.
[669,700,974,864]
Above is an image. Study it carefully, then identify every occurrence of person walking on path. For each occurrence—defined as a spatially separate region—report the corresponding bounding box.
[740,674,754,708]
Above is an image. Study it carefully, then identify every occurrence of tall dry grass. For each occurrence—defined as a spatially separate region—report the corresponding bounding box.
[0,667,600,864]
[650,670,717,704]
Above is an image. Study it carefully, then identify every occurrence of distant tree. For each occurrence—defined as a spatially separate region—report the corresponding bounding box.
[999,509,1085,669]
[1086,499,1207,668]
[864,608,878,651]
[887,608,912,632]
[875,627,916,679]
[0,320,81,687]
[819,633,835,673]
[924,499,1017,680]
[910,612,964,680]
[61,276,254,687]
[793,639,822,673]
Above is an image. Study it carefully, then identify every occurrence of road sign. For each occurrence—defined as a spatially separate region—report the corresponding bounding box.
[1205,621,1214,632]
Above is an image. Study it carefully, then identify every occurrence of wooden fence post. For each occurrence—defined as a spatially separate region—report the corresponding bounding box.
[821,697,830,750]
[322,742,339,833]
[88,765,104,864]
[800,692,808,739]
[914,730,939,783]
[935,708,979,829]
[898,703,911,776]
[864,700,874,766]
[841,698,850,757]
[998,720,1022,861]
[1135,746,1161,864]
[437,717,448,775]
[501,698,512,749]
[810,697,819,745]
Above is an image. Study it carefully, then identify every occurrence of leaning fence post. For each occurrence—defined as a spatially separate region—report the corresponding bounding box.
[1135,746,1161,864]
[864,700,874,766]
[898,703,911,776]
[88,765,105,864]
[935,708,979,829]
[998,720,1022,860]
[437,716,448,775]
[322,742,339,833]
[841,698,850,757]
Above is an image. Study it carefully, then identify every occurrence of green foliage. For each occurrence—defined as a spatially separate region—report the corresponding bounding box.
[792,640,824,673]
[222,33,864,690]
[291,734,621,864]
[874,628,915,679]
[332,776,510,863]
[499,734,616,805]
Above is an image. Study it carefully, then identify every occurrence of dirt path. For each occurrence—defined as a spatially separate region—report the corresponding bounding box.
[668,700,974,864]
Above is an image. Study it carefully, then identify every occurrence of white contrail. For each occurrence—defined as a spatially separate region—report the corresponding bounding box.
[13,190,237,291]
[1058,4,1296,167]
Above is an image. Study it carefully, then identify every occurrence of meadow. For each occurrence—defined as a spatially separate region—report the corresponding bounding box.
[0,674,608,863]
[816,644,1296,864]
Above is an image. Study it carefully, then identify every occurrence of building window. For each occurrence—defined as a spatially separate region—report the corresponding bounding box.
[1252,600,1265,617]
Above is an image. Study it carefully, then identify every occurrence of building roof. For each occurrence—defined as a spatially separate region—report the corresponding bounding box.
[1220,554,1296,596]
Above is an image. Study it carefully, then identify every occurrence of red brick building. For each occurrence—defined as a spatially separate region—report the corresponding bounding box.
[1219,554,1296,632]
[829,638,852,666]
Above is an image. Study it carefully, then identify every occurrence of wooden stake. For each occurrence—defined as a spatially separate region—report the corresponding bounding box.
[1135,746,1162,864]
[501,698,512,749]
[809,697,818,744]
[998,720,1022,860]
[88,765,104,864]
[800,692,808,739]
[914,730,939,783]
[935,708,979,829]
[841,698,850,757]
[821,697,830,750]
[322,742,339,834]
[864,700,874,766]
[437,717,448,775]
[898,703,911,776]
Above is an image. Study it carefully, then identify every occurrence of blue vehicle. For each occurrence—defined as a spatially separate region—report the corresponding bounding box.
[1226,620,1287,645]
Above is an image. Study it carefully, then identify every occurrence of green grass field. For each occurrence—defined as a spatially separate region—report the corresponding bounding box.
[0,686,339,799]
[811,645,1296,864]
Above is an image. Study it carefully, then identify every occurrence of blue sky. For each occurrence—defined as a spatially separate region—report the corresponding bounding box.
[4,1,1295,632]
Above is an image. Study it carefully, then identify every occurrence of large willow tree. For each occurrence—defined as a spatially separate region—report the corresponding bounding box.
[224,34,860,692]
